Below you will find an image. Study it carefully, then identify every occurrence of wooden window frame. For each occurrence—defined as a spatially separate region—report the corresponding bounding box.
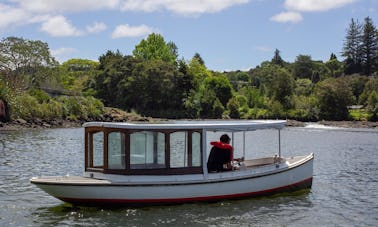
[85,127,203,175]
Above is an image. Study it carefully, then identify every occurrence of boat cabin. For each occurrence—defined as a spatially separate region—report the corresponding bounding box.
[84,120,286,176]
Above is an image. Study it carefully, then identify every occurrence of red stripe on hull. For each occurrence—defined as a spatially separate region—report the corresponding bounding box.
[58,177,313,207]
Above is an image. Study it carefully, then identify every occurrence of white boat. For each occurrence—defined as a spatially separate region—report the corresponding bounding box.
[31,120,314,206]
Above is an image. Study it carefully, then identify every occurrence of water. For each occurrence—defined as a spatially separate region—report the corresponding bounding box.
[0,126,377,226]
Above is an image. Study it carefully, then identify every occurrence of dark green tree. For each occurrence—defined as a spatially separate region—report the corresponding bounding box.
[193,53,205,66]
[292,55,314,80]
[315,78,355,120]
[361,17,378,76]
[271,49,285,66]
[203,76,233,107]
[271,68,295,109]
[342,19,363,75]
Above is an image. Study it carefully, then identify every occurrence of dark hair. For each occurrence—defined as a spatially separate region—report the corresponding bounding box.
[220,134,230,143]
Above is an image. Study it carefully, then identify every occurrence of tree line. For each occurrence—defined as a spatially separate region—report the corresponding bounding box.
[0,17,377,123]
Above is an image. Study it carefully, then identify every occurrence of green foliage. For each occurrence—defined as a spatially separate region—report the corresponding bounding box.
[292,55,314,80]
[28,88,50,103]
[295,79,313,96]
[271,68,295,109]
[226,97,241,119]
[349,109,370,121]
[315,78,355,120]
[57,96,104,120]
[359,77,378,105]
[132,33,178,64]
[203,76,233,107]
[0,36,58,90]
[198,89,224,119]
[367,91,378,121]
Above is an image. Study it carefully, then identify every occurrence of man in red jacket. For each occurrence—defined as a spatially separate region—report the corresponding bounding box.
[207,134,234,172]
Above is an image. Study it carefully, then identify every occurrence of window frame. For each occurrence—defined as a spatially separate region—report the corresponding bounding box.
[85,127,203,175]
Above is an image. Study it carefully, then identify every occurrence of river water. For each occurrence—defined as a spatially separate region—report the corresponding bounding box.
[0,125,377,226]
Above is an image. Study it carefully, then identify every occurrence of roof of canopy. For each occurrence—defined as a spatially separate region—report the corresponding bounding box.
[83,120,286,132]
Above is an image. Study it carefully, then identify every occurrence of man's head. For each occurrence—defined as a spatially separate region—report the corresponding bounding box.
[220,134,231,144]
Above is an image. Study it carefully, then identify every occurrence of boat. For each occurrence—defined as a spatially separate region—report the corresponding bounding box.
[31,120,314,206]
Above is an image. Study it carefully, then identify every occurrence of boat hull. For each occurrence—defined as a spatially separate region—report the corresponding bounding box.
[31,154,313,206]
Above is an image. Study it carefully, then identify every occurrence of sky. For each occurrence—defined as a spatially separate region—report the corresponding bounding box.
[0,0,377,72]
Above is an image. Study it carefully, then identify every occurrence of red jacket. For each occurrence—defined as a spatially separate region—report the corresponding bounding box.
[210,141,233,160]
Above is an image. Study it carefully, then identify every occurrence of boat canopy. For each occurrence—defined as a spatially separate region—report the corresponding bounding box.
[83,120,286,176]
[83,120,286,132]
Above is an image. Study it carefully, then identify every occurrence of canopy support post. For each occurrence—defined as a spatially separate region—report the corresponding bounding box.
[202,129,208,179]
[278,129,281,158]
[243,131,246,158]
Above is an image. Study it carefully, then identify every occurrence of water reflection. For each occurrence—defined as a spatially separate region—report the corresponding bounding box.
[31,191,312,226]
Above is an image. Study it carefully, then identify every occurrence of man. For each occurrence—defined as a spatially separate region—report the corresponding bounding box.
[207,134,234,172]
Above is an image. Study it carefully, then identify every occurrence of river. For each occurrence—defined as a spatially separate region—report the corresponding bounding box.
[0,125,377,226]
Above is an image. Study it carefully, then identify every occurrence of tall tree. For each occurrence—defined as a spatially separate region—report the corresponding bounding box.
[193,53,205,66]
[342,19,363,75]
[271,49,285,66]
[0,36,58,89]
[132,33,178,64]
[361,17,378,76]
[292,55,314,80]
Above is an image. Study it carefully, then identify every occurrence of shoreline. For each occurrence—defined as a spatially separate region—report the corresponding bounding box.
[1,118,377,131]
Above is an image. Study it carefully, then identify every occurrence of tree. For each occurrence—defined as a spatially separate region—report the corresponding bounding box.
[203,76,233,107]
[271,68,295,109]
[325,54,343,77]
[342,19,363,74]
[0,36,58,89]
[271,49,285,66]
[132,33,178,64]
[89,50,135,107]
[361,17,378,76]
[193,53,205,66]
[315,78,355,120]
[292,55,314,80]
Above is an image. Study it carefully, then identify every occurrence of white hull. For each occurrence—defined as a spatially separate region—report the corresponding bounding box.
[31,154,313,206]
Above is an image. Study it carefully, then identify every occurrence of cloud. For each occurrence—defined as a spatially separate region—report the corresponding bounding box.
[40,16,83,37]
[51,47,78,63]
[111,24,155,38]
[120,0,250,15]
[86,22,107,33]
[284,0,356,12]
[16,0,120,13]
[0,3,30,29]
[270,11,303,23]
[51,47,78,56]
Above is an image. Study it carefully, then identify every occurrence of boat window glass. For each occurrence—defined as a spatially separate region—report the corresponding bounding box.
[191,132,201,167]
[170,131,188,168]
[130,131,165,169]
[108,132,126,169]
[92,131,104,168]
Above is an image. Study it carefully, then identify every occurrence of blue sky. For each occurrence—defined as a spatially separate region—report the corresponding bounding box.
[1,0,377,71]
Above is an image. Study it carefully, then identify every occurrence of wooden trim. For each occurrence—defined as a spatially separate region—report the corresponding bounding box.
[105,167,203,175]
[84,126,204,175]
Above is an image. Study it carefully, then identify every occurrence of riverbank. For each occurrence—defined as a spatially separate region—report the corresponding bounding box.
[0,107,152,131]
[1,111,377,131]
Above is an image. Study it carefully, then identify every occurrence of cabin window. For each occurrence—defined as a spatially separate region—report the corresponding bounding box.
[130,131,166,169]
[92,131,104,168]
[170,131,187,168]
[108,132,126,169]
[191,132,201,167]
